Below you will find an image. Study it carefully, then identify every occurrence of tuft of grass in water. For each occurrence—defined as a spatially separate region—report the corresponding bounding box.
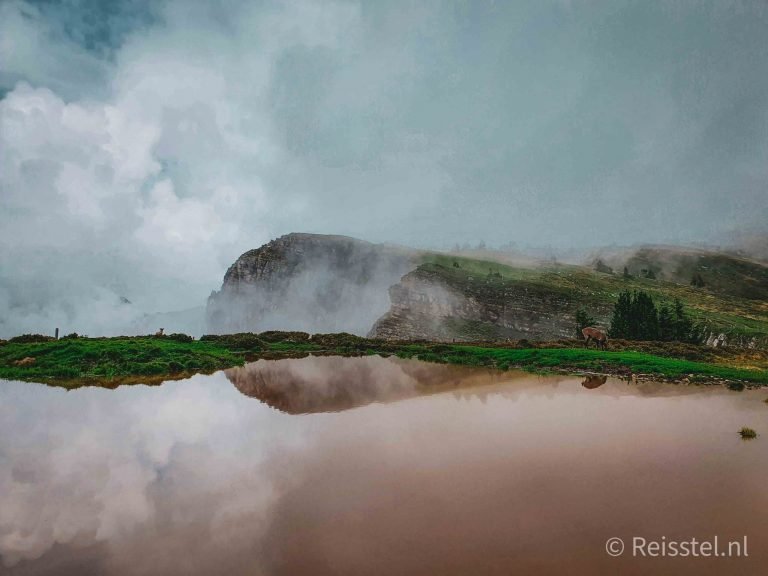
[739,427,758,439]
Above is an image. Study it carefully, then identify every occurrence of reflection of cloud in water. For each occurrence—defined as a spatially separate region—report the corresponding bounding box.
[0,374,300,572]
[1,363,768,575]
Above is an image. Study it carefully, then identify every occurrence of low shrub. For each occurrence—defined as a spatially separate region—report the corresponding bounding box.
[50,366,81,378]
[9,334,55,344]
[137,361,169,375]
[310,332,368,348]
[165,333,194,343]
[167,360,184,373]
[200,333,265,350]
[258,331,310,343]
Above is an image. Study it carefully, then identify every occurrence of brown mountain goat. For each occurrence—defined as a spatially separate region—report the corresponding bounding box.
[582,326,608,350]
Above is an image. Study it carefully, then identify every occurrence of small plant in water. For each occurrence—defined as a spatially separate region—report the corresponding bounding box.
[739,427,757,440]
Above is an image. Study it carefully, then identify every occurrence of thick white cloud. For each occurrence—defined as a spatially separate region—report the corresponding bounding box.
[1,0,767,336]
[0,0,360,337]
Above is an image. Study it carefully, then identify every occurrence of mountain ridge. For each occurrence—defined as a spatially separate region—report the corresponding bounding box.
[206,233,768,348]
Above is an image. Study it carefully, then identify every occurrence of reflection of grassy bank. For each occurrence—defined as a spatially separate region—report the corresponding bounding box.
[2,332,768,388]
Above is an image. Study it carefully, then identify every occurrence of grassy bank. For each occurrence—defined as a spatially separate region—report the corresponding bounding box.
[388,345,768,384]
[0,336,245,386]
[2,332,768,388]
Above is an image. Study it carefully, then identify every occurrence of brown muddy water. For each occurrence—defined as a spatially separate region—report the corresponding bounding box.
[1,355,767,576]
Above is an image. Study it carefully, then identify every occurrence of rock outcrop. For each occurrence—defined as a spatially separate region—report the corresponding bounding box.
[206,233,414,335]
[369,263,612,341]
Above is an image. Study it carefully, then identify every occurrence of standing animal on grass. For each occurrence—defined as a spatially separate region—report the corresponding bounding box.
[155,328,165,337]
[582,327,608,350]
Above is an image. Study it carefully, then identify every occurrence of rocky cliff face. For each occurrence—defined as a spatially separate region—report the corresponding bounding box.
[209,233,768,347]
[206,233,414,335]
[208,234,612,342]
[369,264,612,341]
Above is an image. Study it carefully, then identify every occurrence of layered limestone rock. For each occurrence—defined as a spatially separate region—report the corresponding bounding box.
[207,233,608,342]
[369,264,612,342]
[206,233,414,335]
[208,233,767,347]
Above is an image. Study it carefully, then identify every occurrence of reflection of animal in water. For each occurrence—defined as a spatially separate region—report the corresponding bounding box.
[582,326,608,350]
[155,328,164,336]
[581,374,607,389]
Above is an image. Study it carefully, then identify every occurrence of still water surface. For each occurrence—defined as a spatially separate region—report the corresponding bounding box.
[1,355,767,575]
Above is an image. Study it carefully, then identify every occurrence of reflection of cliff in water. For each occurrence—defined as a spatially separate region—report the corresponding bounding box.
[225,355,514,414]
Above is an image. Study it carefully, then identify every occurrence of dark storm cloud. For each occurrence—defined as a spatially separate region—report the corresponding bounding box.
[1,0,767,335]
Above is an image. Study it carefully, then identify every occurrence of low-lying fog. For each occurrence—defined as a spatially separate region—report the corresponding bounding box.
[1,356,766,575]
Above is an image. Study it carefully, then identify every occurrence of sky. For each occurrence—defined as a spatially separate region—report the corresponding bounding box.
[1,0,767,335]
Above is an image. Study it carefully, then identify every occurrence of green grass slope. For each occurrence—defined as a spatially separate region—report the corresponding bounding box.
[419,251,768,346]
[620,246,768,301]
[0,337,245,386]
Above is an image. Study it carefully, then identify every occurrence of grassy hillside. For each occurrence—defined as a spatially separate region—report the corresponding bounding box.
[614,246,768,301]
[419,251,768,345]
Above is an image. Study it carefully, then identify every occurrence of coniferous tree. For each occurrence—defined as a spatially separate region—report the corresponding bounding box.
[610,293,703,343]
[609,290,661,340]
[609,291,632,338]
[673,299,687,341]
[632,291,659,340]
[671,298,703,343]
[658,303,674,341]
